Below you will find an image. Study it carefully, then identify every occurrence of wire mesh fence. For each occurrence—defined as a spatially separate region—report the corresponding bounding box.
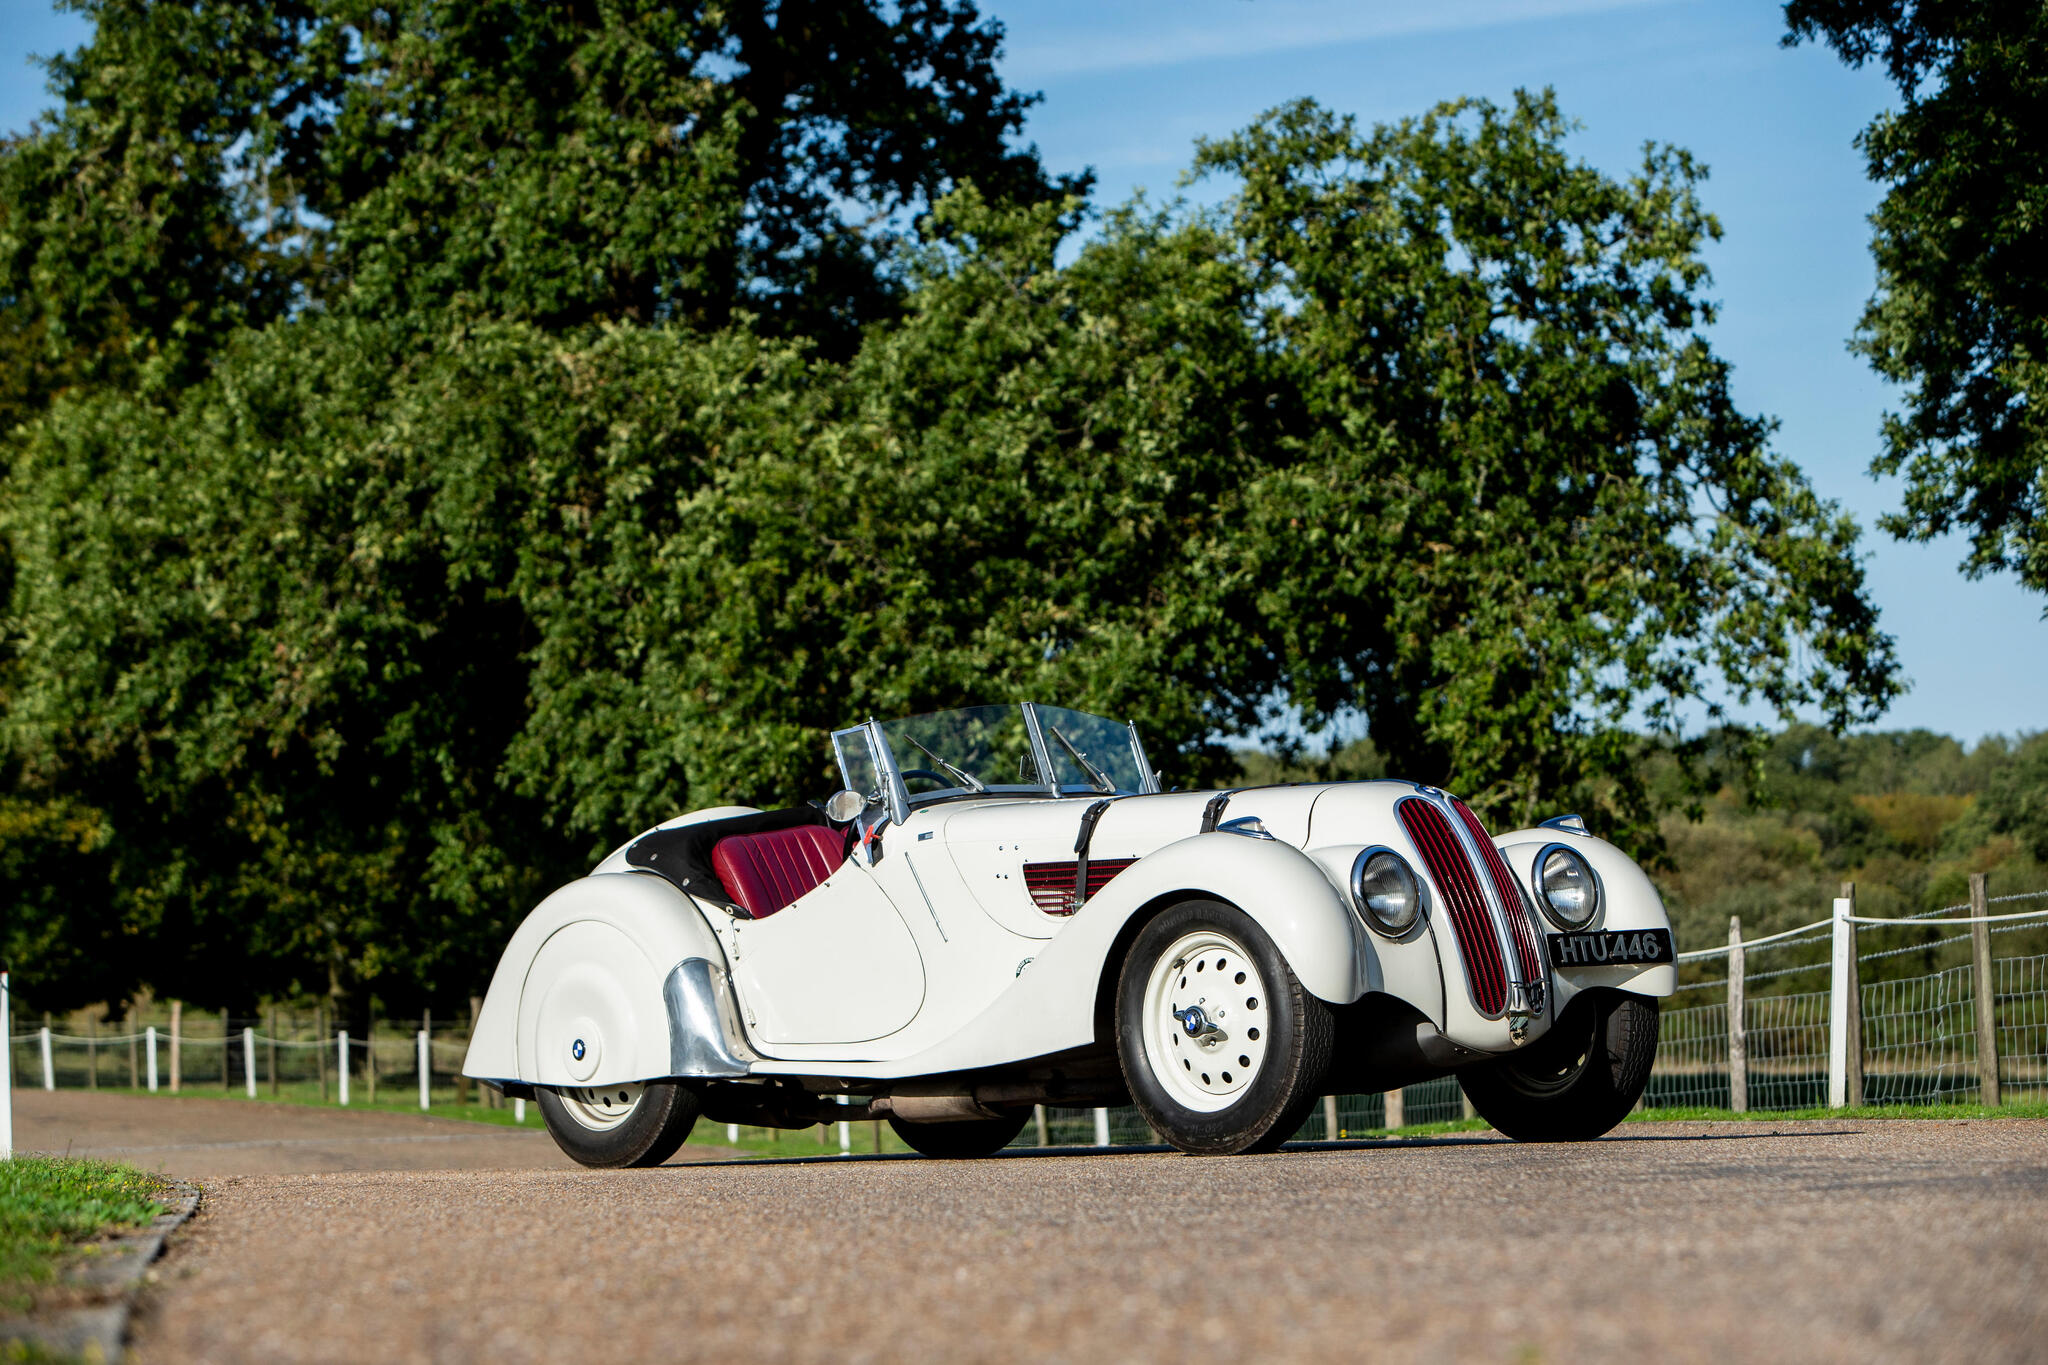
[4,1007,511,1115]
[1648,883,2048,1112]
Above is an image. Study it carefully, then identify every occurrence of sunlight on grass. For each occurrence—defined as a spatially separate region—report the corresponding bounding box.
[0,1155,167,1314]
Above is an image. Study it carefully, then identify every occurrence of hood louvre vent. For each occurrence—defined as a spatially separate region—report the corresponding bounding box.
[1022,858,1136,916]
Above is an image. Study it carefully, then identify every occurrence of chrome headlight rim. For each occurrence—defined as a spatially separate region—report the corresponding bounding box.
[1350,846,1427,939]
[1531,841,1601,930]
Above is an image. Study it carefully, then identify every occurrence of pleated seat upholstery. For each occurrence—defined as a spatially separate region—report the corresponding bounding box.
[710,825,848,918]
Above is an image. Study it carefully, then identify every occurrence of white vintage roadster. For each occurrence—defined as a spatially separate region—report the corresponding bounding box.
[463,704,1674,1164]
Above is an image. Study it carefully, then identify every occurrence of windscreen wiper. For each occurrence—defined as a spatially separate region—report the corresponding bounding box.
[905,734,987,792]
[1048,725,1117,794]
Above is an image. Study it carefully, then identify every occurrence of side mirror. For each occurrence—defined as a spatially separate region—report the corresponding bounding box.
[823,789,868,824]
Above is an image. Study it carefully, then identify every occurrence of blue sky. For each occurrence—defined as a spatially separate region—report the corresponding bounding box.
[4,0,2041,744]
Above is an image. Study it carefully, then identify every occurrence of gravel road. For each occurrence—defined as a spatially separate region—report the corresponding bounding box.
[11,1089,587,1176]
[125,1118,2044,1364]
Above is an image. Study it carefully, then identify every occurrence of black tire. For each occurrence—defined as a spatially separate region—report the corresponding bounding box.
[536,1080,702,1168]
[1458,991,1660,1142]
[888,1111,1029,1158]
[1115,899,1333,1155]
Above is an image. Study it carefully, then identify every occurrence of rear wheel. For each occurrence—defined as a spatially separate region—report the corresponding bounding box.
[887,1111,1029,1158]
[1458,992,1659,1141]
[537,1079,701,1168]
[1116,899,1332,1155]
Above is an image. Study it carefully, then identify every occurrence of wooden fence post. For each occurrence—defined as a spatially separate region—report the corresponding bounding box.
[1384,1085,1405,1130]
[87,1013,98,1091]
[127,1007,138,1089]
[220,1008,231,1090]
[1969,872,2001,1106]
[457,999,475,1108]
[316,1001,328,1102]
[267,1007,278,1096]
[169,999,182,1093]
[1033,1104,1049,1147]
[1727,915,1748,1114]
[366,1008,378,1104]
[1324,1093,1340,1140]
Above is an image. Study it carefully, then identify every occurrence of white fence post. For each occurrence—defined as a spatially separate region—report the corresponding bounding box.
[146,1026,158,1092]
[1092,1107,1111,1147]
[1,971,13,1159]
[338,1031,350,1106]
[1829,896,1853,1108]
[727,1122,739,1143]
[39,1027,53,1091]
[243,1028,256,1099]
[417,1030,430,1111]
[838,1095,851,1155]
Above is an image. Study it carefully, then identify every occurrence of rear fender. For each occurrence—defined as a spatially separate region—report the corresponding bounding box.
[461,871,751,1088]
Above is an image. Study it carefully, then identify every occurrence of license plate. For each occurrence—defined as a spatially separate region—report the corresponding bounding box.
[1547,928,1674,968]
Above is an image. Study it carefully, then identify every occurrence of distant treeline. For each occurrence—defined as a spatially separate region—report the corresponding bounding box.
[1244,725,2048,957]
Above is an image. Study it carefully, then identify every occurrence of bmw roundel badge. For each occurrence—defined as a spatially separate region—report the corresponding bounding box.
[571,1038,586,1061]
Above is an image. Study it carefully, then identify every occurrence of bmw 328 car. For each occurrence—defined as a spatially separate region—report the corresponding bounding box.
[463,704,1674,1164]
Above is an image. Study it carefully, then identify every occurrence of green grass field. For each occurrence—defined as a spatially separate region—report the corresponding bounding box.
[0,1154,167,1315]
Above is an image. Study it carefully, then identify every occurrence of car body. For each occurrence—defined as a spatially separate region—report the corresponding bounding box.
[464,703,1675,1162]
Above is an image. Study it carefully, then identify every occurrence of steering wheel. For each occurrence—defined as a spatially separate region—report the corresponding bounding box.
[899,767,953,789]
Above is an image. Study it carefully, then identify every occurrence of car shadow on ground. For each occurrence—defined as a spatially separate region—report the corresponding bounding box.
[674,1126,1860,1168]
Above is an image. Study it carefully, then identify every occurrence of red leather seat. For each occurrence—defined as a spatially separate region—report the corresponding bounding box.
[711,825,847,918]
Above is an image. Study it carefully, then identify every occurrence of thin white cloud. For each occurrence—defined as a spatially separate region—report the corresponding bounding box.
[999,0,1686,83]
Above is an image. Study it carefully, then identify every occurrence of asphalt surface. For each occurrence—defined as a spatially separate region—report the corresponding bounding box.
[107,1115,2048,1364]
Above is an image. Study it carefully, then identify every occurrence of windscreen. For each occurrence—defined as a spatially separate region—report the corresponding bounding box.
[1035,706,1146,795]
[878,705,1045,798]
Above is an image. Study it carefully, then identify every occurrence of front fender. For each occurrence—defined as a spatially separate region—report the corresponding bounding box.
[1094,832,1372,1005]
[1495,830,1676,1004]
[462,871,746,1088]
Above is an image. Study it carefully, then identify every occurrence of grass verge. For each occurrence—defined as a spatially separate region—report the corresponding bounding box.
[0,1155,167,1316]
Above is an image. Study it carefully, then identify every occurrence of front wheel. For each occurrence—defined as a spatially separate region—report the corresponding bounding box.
[1116,899,1332,1155]
[536,1080,702,1167]
[1458,992,1659,1141]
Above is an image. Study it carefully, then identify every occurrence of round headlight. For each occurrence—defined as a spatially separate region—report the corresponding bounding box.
[1536,845,1598,929]
[1352,849,1424,937]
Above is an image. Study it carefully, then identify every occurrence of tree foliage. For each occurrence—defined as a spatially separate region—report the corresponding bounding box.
[0,5,1898,1011]
[1785,0,2048,598]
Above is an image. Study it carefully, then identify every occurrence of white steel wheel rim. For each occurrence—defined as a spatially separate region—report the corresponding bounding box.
[557,1082,646,1132]
[1141,929,1272,1113]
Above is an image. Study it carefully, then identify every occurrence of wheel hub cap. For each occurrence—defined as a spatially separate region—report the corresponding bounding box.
[1141,930,1272,1113]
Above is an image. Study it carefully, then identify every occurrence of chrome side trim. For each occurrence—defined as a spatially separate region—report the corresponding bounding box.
[663,958,758,1077]
[1539,813,1590,836]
